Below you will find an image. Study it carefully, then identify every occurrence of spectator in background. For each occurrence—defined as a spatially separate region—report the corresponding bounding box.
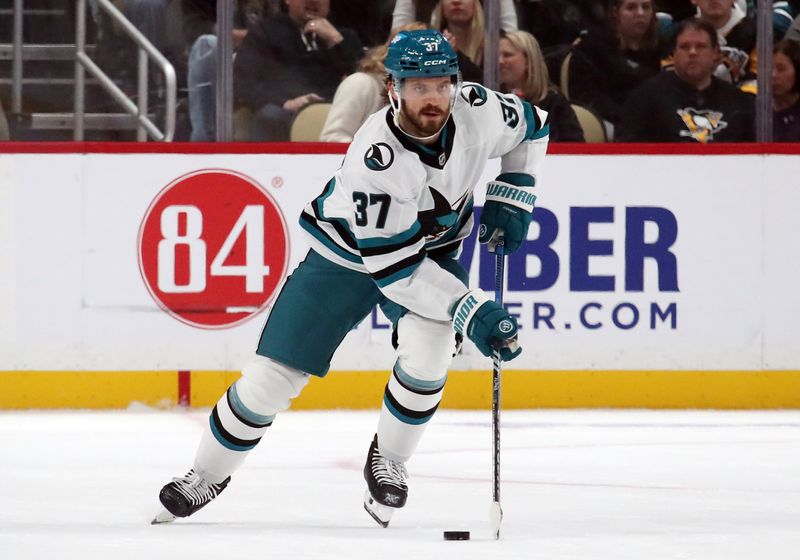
[568,0,664,137]
[328,0,395,48]
[432,0,485,66]
[523,0,607,49]
[772,39,800,141]
[770,1,799,38]
[392,0,518,33]
[515,0,608,83]
[183,0,268,141]
[320,22,429,142]
[617,18,754,142]
[428,0,486,81]
[122,0,169,49]
[233,0,362,141]
[654,0,695,23]
[691,0,757,89]
[498,30,585,142]
[783,11,800,42]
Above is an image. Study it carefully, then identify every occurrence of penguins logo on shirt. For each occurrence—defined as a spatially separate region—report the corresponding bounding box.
[460,84,488,107]
[677,108,728,143]
[364,143,394,171]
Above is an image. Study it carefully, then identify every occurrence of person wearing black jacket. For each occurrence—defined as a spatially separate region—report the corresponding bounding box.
[184,1,268,141]
[499,30,585,142]
[567,0,665,132]
[233,0,362,141]
[617,18,754,142]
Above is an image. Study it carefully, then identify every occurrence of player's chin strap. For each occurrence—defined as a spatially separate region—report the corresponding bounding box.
[388,76,459,143]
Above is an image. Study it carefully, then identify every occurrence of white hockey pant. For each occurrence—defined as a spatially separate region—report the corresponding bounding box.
[193,355,309,484]
[377,312,457,463]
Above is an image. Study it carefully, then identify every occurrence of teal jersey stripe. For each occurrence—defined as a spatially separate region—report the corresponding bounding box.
[357,221,422,249]
[529,123,550,140]
[209,416,258,452]
[521,99,549,141]
[311,177,361,250]
[383,394,435,425]
[300,216,363,264]
[313,177,337,219]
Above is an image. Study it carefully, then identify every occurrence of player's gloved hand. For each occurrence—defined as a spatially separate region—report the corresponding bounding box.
[479,173,537,254]
[451,289,521,361]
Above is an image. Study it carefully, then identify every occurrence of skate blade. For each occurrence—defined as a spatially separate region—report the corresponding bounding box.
[363,489,396,528]
[151,508,178,525]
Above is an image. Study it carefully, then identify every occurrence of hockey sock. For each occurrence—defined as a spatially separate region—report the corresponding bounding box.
[193,356,310,483]
[194,381,274,483]
[377,360,446,462]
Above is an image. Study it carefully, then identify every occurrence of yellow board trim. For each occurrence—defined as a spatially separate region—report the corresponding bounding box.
[1,370,799,410]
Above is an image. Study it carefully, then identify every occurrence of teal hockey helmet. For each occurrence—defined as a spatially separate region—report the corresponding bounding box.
[385,29,460,80]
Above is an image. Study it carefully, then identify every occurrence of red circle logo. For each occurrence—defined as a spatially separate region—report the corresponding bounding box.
[138,169,290,329]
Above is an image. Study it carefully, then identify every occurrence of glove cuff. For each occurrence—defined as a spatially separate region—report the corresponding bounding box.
[451,289,492,336]
[485,180,536,213]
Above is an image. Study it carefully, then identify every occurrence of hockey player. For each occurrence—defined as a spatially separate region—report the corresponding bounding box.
[153,29,549,527]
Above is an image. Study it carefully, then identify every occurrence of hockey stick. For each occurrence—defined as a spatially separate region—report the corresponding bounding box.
[489,238,505,540]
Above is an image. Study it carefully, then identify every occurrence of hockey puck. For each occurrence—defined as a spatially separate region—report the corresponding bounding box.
[443,531,470,541]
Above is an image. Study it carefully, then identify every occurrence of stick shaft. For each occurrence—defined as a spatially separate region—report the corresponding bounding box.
[492,243,505,506]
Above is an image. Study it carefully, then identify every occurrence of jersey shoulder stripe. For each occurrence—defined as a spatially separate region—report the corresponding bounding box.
[522,99,550,140]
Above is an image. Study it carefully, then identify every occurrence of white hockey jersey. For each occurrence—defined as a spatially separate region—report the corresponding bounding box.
[299,82,549,322]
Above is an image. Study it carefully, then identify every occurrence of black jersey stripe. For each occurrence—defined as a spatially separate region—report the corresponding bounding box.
[309,204,360,250]
[370,249,425,282]
[300,211,363,263]
[309,182,361,251]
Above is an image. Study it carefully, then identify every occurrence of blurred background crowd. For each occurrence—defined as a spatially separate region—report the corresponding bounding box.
[1,0,799,143]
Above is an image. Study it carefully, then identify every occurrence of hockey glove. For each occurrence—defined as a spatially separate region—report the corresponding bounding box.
[451,290,521,361]
[478,173,537,254]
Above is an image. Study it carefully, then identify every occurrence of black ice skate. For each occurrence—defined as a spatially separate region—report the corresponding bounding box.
[151,469,230,524]
[363,435,408,527]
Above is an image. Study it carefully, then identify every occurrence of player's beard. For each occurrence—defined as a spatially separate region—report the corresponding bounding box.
[403,104,449,137]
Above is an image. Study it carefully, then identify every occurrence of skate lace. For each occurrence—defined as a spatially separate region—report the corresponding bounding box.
[372,454,408,490]
[171,471,220,506]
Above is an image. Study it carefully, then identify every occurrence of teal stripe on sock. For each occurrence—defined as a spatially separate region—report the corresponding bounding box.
[394,361,446,391]
[209,416,257,452]
[383,394,434,426]
[229,384,275,426]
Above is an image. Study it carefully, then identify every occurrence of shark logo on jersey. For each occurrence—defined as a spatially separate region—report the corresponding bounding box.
[460,84,487,107]
[417,187,466,238]
[676,107,728,143]
[364,143,395,171]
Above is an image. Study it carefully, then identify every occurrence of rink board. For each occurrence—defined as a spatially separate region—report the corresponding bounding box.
[1,143,799,409]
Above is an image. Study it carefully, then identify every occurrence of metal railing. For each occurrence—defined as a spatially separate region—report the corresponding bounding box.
[74,0,176,141]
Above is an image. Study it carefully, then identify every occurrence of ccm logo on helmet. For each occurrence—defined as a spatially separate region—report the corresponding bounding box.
[423,59,446,66]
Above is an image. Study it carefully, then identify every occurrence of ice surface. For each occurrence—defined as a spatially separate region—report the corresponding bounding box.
[1,408,798,559]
